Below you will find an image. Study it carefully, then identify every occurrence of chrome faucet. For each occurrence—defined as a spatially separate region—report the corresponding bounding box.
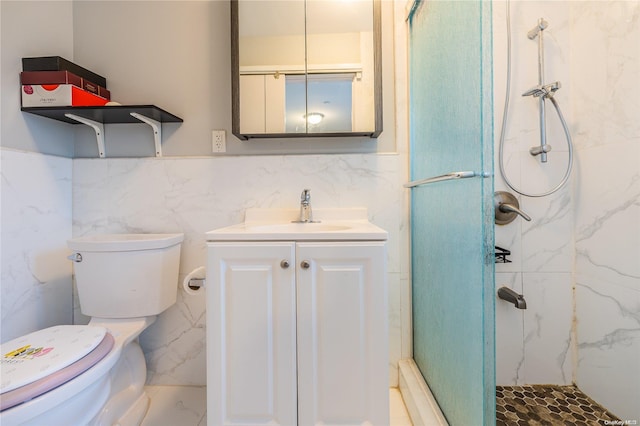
[295,189,315,223]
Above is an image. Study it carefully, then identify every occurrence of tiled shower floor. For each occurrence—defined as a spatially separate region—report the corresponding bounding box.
[496,385,620,425]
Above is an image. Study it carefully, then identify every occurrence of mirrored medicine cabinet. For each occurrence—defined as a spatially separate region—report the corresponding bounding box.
[231,0,382,140]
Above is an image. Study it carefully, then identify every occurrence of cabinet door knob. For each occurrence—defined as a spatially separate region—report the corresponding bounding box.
[280,260,290,269]
[300,260,310,269]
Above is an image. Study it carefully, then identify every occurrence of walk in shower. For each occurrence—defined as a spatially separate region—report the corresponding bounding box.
[493,0,639,422]
[406,0,639,424]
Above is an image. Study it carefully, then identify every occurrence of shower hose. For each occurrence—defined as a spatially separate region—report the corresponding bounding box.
[498,0,574,198]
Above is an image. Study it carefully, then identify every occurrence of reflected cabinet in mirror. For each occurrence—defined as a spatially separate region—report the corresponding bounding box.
[231,0,382,140]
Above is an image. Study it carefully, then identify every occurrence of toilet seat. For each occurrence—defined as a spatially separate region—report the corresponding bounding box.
[1,325,114,411]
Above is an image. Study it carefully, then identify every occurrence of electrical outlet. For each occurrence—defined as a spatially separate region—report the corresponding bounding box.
[212,130,226,153]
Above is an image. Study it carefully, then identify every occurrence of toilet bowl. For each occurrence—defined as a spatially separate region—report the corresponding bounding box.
[0,233,183,426]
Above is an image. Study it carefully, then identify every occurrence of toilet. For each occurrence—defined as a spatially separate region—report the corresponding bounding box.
[0,233,183,426]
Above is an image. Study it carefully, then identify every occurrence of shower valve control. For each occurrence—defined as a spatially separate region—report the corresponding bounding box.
[494,191,532,225]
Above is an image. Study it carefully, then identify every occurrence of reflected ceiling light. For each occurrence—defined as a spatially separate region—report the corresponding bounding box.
[305,112,324,125]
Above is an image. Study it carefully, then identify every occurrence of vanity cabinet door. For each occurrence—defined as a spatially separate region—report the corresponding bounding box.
[295,242,389,426]
[207,242,297,426]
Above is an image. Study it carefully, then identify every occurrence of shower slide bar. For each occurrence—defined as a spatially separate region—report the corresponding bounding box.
[404,170,490,188]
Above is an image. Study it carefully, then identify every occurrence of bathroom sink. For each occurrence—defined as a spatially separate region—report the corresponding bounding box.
[206,208,387,241]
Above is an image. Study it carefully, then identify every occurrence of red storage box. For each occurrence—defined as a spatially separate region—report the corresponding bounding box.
[21,84,109,107]
[21,71,110,100]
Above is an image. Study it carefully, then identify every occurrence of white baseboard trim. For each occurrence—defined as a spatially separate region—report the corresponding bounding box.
[398,359,448,426]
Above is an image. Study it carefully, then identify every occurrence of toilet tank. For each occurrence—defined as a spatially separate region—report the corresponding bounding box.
[67,233,183,318]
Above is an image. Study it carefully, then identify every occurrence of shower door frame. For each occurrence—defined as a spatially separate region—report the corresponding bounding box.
[407,0,495,425]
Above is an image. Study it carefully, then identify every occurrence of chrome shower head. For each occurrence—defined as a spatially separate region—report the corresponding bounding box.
[527,18,548,40]
[522,85,546,97]
[522,81,561,98]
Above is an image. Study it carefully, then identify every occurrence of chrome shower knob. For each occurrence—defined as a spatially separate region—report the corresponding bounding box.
[495,191,532,225]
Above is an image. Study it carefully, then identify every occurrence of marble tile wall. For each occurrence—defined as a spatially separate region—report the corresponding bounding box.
[570,1,640,421]
[0,148,73,343]
[72,153,408,386]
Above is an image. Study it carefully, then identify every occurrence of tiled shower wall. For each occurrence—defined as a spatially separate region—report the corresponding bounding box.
[570,1,639,420]
[494,0,574,387]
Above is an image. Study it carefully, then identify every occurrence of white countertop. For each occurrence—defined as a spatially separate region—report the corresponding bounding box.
[206,208,388,242]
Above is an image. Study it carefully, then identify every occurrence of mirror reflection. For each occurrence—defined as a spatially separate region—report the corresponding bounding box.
[232,0,381,139]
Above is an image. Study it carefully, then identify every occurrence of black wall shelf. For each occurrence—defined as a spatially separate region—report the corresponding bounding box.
[21,105,182,158]
[21,105,182,124]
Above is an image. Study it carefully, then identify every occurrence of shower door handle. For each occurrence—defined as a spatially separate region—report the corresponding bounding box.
[404,170,490,188]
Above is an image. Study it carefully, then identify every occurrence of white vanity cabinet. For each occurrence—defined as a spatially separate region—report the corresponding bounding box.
[206,240,388,426]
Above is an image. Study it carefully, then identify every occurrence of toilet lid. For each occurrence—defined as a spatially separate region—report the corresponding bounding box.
[1,325,107,394]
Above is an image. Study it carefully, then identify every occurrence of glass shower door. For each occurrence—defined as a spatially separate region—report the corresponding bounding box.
[408,1,495,425]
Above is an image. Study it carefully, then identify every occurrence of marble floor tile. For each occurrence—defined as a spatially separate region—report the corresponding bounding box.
[143,386,207,426]
[143,386,412,426]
